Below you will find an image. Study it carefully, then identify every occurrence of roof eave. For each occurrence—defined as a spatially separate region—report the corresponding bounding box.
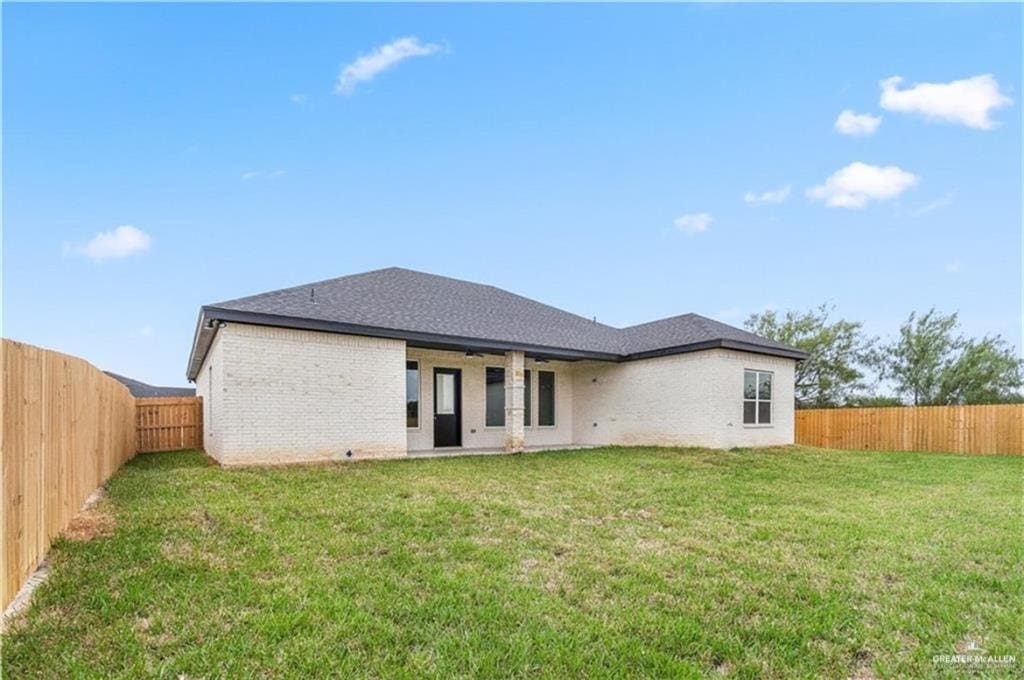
[185,307,621,378]
[185,308,216,381]
[625,338,808,362]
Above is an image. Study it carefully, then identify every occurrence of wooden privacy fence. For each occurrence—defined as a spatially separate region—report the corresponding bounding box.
[1,339,137,610]
[136,397,202,452]
[795,404,1023,455]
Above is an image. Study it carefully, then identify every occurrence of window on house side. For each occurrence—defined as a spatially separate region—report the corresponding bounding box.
[406,361,419,428]
[743,369,772,425]
[486,367,505,427]
[538,371,555,427]
[524,369,532,427]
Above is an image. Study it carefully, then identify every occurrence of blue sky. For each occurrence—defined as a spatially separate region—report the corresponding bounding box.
[3,3,1021,387]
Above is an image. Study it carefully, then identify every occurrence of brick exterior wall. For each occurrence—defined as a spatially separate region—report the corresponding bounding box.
[195,324,796,465]
[196,324,407,465]
[194,330,226,460]
[572,349,796,448]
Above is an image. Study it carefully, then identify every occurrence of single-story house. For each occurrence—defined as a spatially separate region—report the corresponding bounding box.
[186,267,806,465]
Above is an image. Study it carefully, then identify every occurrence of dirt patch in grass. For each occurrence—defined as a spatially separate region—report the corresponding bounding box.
[849,649,878,680]
[159,539,229,569]
[63,503,116,542]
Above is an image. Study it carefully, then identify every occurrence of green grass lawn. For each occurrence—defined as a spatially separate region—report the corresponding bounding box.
[3,447,1021,678]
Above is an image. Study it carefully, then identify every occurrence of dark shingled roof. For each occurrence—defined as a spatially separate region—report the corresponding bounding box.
[105,372,196,398]
[619,313,800,356]
[187,267,805,379]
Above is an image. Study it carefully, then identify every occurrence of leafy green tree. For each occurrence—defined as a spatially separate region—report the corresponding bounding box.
[877,309,1023,405]
[938,336,1024,404]
[876,309,962,405]
[843,395,904,408]
[745,305,874,408]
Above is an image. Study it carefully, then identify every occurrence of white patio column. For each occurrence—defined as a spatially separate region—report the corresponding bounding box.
[504,350,526,453]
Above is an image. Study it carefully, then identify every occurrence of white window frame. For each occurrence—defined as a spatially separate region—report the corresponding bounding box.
[537,369,556,428]
[743,369,774,427]
[406,360,421,430]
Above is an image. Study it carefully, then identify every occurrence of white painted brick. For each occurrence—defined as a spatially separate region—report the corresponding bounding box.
[197,324,406,465]
[197,324,796,465]
[572,349,796,448]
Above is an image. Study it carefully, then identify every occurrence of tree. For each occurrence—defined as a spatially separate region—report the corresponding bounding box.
[745,305,874,408]
[938,336,1024,404]
[843,395,904,408]
[877,309,962,405]
[876,309,1023,405]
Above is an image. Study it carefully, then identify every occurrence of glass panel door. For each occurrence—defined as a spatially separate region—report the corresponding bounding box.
[436,373,455,415]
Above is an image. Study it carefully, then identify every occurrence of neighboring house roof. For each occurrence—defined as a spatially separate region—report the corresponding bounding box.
[187,267,806,380]
[105,372,196,398]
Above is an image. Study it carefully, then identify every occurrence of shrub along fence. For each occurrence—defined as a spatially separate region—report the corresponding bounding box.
[2,339,137,610]
[136,397,202,452]
[795,404,1023,455]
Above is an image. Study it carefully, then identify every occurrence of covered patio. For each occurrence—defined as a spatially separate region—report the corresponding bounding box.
[404,346,585,455]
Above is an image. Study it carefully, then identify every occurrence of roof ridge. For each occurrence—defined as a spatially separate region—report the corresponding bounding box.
[208,267,403,308]
[687,313,718,337]
[618,312,700,332]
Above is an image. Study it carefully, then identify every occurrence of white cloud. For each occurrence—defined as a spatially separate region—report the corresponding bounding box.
[80,225,151,261]
[335,37,442,95]
[909,194,954,217]
[674,212,712,235]
[743,185,791,205]
[131,325,154,338]
[879,74,1012,130]
[834,109,882,136]
[289,93,308,104]
[806,161,918,209]
[241,169,286,180]
[945,260,963,274]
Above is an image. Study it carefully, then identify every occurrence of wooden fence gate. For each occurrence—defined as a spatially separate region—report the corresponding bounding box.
[136,397,203,452]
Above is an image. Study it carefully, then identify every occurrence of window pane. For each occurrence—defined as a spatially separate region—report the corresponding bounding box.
[758,372,772,400]
[744,371,757,399]
[539,371,555,426]
[486,367,505,427]
[743,401,756,424]
[406,361,419,428]
[523,369,531,427]
[436,373,455,415]
[758,401,772,424]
